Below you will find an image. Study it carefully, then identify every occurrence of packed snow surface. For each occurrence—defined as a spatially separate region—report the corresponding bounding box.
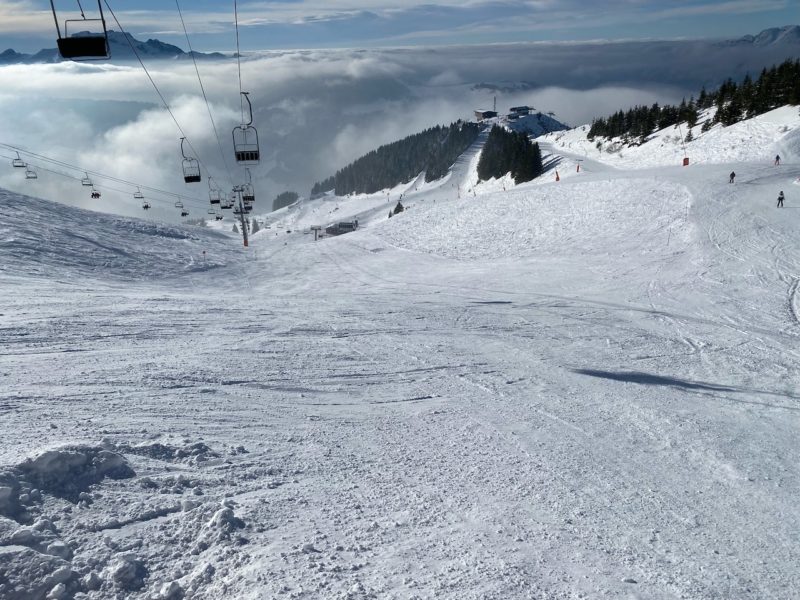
[1,106,800,599]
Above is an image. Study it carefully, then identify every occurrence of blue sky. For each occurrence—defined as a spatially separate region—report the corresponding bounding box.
[0,0,797,52]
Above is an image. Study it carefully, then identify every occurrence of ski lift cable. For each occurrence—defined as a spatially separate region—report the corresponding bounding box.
[230,1,259,170]
[76,0,86,19]
[174,0,235,190]
[234,0,244,123]
[0,142,201,203]
[2,152,197,211]
[0,155,79,183]
[0,145,205,207]
[102,0,212,181]
[2,153,160,202]
[2,154,126,196]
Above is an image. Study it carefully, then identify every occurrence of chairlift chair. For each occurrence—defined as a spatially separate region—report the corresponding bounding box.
[222,190,237,210]
[215,214,224,221]
[242,170,255,203]
[232,92,260,164]
[11,152,25,168]
[133,187,144,200]
[207,208,216,215]
[81,172,93,186]
[49,0,110,61]
[208,179,222,205]
[24,166,38,179]
[142,201,151,210]
[242,183,255,204]
[175,201,184,209]
[181,210,190,217]
[90,188,101,199]
[180,137,201,183]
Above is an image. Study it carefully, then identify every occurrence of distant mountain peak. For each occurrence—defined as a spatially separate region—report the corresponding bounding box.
[754,25,800,46]
[729,25,800,47]
[0,30,226,64]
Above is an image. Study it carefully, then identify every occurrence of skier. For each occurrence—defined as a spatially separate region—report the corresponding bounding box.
[777,191,785,208]
[729,171,736,183]
[775,154,781,166]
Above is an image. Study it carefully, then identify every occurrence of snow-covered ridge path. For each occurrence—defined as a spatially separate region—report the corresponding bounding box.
[1,106,800,599]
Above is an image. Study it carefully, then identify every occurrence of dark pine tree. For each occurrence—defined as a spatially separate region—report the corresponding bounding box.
[587,59,800,142]
[477,126,543,184]
[310,121,481,197]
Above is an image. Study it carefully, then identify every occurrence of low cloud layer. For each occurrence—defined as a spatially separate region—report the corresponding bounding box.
[0,36,797,219]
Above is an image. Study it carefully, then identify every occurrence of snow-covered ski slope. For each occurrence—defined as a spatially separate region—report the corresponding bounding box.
[0,190,235,282]
[540,105,800,171]
[1,106,800,600]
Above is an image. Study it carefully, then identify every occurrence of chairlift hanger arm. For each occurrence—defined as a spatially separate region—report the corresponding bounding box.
[240,92,253,127]
[49,0,63,38]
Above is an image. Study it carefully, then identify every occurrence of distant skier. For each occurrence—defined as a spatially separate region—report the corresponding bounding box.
[775,155,781,166]
[729,171,736,183]
[777,191,785,208]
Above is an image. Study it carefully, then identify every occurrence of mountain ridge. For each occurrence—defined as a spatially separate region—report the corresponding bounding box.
[0,30,226,64]
[727,25,800,47]
[1,25,798,66]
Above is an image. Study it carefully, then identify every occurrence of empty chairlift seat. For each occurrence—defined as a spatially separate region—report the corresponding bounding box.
[208,179,222,205]
[242,187,255,204]
[180,137,201,183]
[50,2,110,60]
[242,170,256,204]
[232,92,260,165]
[57,34,108,60]
[233,129,260,164]
[182,159,201,183]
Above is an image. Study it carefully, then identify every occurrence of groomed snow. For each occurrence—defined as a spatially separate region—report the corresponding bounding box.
[1,105,800,599]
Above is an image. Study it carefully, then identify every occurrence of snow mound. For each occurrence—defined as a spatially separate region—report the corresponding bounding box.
[207,505,245,533]
[114,441,220,465]
[0,446,133,519]
[0,546,76,600]
[105,554,149,592]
